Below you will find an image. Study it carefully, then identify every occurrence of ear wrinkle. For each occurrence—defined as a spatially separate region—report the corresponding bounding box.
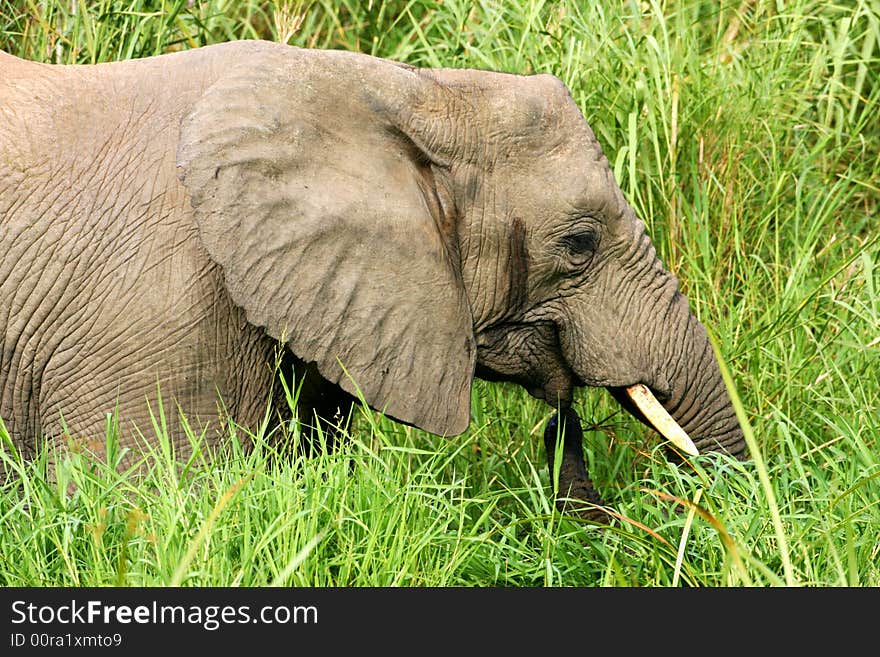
[386,122,465,279]
[384,114,455,170]
[412,160,462,264]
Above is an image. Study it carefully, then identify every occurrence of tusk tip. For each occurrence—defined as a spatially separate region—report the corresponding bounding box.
[624,384,700,457]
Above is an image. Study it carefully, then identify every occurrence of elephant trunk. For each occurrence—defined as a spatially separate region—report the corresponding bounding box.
[610,297,746,460]
[664,313,745,457]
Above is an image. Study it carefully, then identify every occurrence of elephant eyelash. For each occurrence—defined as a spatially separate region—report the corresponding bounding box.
[560,230,599,256]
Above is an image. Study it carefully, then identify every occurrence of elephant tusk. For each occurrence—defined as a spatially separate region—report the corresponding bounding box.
[625,384,700,457]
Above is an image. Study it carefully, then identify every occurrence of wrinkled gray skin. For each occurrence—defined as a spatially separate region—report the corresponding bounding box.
[0,41,745,508]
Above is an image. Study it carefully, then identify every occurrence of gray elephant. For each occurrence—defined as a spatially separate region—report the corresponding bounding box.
[0,40,745,513]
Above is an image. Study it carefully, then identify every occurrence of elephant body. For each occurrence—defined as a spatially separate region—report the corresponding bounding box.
[1,41,745,504]
[0,43,346,461]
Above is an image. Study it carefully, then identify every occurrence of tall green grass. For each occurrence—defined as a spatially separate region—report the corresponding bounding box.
[1,0,877,586]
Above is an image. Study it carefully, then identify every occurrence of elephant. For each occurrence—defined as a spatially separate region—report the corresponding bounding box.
[0,40,746,515]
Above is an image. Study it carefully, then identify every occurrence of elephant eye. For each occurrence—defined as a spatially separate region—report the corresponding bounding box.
[561,230,599,261]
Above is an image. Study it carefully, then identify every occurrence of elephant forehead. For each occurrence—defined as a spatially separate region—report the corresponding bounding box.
[502,147,618,219]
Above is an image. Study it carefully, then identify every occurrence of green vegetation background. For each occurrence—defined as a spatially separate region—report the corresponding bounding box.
[0,0,877,586]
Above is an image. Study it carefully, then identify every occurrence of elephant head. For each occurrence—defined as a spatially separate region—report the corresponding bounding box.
[177,43,745,460]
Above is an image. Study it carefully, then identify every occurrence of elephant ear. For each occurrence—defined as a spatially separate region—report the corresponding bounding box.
[176,46,475,435]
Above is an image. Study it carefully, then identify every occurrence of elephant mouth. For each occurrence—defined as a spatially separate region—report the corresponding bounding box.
[609,384,699,457]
